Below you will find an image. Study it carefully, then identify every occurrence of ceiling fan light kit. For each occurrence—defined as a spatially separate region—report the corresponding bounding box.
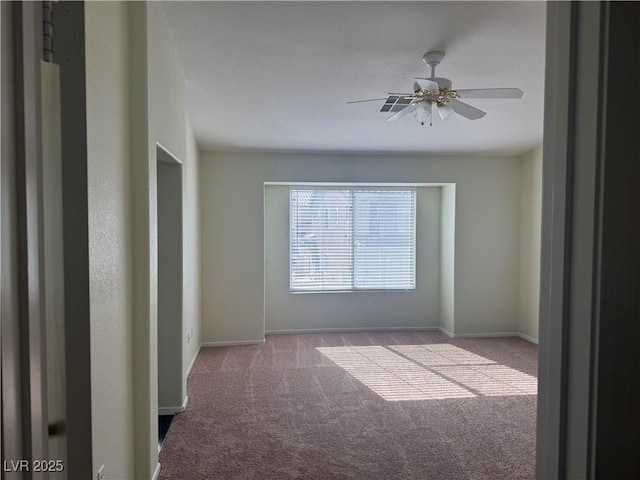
[347,50,523,126]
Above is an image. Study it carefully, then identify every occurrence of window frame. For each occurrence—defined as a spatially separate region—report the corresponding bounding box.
[288,184,417,293]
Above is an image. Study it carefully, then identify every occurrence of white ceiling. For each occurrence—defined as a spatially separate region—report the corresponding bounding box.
[163,1,546,156]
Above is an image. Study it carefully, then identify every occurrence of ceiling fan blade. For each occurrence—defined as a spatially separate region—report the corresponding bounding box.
[449,100,486,120]
[386,103,420,122]
[414,78,440,92]
[455,88,523,99]
[435,103,454,120]
[347,97,389,104]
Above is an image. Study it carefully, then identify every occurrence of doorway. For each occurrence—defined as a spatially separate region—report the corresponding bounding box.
[156,145,185,447]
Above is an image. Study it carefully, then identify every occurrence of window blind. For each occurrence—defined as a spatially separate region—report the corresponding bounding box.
[290,188,416,291]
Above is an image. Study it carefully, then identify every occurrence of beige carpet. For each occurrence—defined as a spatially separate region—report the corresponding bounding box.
[159,332,537,479]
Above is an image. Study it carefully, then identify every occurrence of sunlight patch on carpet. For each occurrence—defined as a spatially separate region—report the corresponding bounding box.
[317,346,475,401]
[389,344,496,365]
[317,344,537,401]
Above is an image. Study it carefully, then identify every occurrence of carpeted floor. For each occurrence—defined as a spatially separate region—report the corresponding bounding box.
[158,332,537,479]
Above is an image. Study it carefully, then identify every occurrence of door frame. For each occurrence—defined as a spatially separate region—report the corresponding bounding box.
[1,2,93,478]
[537,2,640,478]
[2,3,48,475]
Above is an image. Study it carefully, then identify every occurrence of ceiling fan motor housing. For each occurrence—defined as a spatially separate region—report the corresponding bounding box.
[431,77,452,89]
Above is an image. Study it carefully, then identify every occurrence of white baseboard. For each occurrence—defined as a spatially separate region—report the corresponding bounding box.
[438,328,525,339]
[151,463,161,480]
[452,331,520,338]
[266,326,440,335]
[199,331,540,346]
[186,345,201,378]
[201,339,265,347]
[517,332,539,344]
[438,327,455,338]
[158,395,188,416]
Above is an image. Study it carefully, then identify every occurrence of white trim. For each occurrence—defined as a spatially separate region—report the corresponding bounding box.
[263,185,267,343]
[201,339,265,347]
[518,332,539,344]
[287,186,418,293]
[151,463,161,480]
[451,332,520,338]
[266,327,440,335]
[289,288,416,295]
[438,328,527,340]
[185,344,201,378]
[158,395,188,416]
[451,331,520,338]
[265,181,453,187]
[156,141,182,165]
[438,327,455,338]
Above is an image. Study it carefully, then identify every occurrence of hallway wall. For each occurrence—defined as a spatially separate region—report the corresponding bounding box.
[86,3,135,477]
[85,2,201,478]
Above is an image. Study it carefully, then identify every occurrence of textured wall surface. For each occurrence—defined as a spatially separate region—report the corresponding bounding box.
[86,2,135,477]
[85,3,201,478]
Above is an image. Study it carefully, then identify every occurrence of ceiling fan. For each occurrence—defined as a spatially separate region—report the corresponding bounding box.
[348,51,523,126]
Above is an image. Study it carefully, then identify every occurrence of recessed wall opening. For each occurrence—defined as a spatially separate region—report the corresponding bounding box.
[156,144,184,439]
[264,182,454,334]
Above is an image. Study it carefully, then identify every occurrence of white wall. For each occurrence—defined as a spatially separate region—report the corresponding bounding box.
[183,118,201,382]
[200,151,522,343]
[131,2,194,477]
[264,184,441,332]
[519,145,543,341]
[128,3,157,476]
[86,2,135,478]
[440,184,456,334]
[85,2,201,478]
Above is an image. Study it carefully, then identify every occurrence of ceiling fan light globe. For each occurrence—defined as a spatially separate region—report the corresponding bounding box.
[437,104,454,120]
[414,105,431,125]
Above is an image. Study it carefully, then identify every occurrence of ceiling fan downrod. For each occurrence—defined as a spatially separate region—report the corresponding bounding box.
[423,51,445,79]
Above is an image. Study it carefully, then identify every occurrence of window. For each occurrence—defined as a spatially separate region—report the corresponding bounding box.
[290,187,416,291]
